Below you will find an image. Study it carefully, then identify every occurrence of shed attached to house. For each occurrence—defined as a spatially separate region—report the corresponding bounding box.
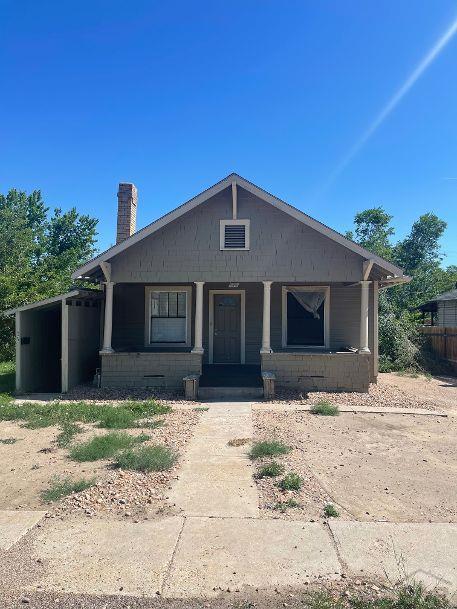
[6,289,102,394]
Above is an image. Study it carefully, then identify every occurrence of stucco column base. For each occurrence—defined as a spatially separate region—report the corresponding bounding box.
[100,348,115,354]
[191,348,204,355]
[358,347,371,354]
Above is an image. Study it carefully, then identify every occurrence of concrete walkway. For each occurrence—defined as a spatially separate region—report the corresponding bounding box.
[24,516,457,598]
[168,402,259,518]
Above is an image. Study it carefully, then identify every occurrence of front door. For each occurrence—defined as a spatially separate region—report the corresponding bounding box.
[213,294,241,363]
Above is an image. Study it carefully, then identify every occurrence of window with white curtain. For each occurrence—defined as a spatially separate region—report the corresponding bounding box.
[145,287,192,346]
[282,286,330,348]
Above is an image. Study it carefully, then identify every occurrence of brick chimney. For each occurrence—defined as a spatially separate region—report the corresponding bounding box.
[116,183,137,244]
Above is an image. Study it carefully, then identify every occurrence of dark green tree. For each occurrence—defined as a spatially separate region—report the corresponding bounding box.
[347,206,455,371]
[0,189,98,359]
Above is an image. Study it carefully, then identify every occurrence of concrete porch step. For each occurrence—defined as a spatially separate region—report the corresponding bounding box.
[198,386,264,400]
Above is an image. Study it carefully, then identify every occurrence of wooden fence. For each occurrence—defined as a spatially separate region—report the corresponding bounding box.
[419,326,457,370]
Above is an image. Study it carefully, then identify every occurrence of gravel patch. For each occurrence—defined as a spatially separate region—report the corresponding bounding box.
[61,383,196,406]
[265,377,437,411]
[53,410,199,520]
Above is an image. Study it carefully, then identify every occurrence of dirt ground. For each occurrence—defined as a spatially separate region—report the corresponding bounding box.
[0,410,199,519]
[253,404,457,522]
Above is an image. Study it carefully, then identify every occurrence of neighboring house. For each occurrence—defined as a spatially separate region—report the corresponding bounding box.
[417,288,457,327]
[6,173,409,397]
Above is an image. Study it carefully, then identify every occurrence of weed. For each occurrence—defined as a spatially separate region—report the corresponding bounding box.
[228,437,251,447]
[115,444,177,472]
[0,399,170,429]
[0,437,18,444]
[41,475,95,502]
[69,432,150,462]
[310,400,340,416]
[272,498,301,512]
[323,503,339,518]
[249,440,290,460]
[306,582,451,609]
[279,472,303,491]
[193,406,209,412]
[56,422,82,448]
[97,408,140,429]
[255,461,285,478]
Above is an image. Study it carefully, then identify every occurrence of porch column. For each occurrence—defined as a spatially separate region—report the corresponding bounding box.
[101,281,115,353]
[359,280,371,353]
[192,281,205,354]
[260,280,273,354]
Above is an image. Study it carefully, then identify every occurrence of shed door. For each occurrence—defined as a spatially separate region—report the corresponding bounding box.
[213,294,241,363]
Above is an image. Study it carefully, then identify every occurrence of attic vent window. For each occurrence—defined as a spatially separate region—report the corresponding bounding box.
[220,220,250,251]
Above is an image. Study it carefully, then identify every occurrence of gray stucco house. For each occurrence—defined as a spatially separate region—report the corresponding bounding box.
[8,173,409,398]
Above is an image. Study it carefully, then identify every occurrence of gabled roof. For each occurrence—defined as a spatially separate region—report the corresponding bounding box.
[72,173,406,280]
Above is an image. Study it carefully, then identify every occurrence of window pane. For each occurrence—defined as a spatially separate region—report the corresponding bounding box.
[158,292,169,317]
[287,291,325,346]
[151,318,186,343]
[168,292,178,317]
[177,292,186,317]
[151,292,160,317]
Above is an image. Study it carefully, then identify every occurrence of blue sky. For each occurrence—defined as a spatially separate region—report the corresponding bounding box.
[1,1,457,264]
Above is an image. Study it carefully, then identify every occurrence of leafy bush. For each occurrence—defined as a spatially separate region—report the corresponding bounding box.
[279,473,303,491]
[69,432,149,462]
[249,440,290,460]
[310,401,339,416]
[256,461,285,478]
[115,445,176,472]
[42,475,95,502]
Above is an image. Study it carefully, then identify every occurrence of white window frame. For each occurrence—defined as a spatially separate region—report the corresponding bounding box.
[144,285,192,347]
[281,285,330,349]
[220,219,250,251]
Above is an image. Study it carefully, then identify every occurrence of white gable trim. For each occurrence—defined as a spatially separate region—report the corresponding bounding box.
[72,173,405,279]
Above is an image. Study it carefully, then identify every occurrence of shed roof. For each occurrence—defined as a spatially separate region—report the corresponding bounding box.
[3,288,102,315]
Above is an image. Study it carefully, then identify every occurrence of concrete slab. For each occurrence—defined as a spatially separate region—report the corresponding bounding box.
[30,516,184,597]
[0,510,46,550]
[330,521,457,592]
[169,403,259,518]
[252,404,447,416]
[163,517,340,598]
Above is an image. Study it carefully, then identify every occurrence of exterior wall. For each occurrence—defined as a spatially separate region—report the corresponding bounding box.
[261,352,371,392]
[67,302,101,389]
[437,300,457,327]
[110,186,364,284]
[109,280,378,386]
[101,352,202,388]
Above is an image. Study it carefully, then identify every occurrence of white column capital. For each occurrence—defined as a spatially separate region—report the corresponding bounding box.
[262,280,273,287]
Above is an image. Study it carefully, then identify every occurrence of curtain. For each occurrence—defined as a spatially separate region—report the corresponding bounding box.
[291,290,325,319]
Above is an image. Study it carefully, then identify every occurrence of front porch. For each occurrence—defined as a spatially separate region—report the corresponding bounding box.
[98,279,377,395]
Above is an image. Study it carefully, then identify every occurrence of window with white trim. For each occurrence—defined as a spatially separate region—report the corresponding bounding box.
[282,286,329,348]
[145,287,192,346]
[220,219,250,250]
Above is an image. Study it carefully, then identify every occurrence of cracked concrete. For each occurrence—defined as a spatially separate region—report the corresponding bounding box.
[168,402,259,518]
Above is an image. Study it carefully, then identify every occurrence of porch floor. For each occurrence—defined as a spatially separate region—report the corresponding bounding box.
[200,365,262,388]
